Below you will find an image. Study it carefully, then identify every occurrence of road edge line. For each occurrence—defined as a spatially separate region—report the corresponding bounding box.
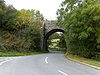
[64,54,100,70]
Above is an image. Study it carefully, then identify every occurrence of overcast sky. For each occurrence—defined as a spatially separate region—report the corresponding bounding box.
[4,0,63,20]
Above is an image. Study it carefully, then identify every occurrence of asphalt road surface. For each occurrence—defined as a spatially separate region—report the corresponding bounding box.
[0,51,100,75]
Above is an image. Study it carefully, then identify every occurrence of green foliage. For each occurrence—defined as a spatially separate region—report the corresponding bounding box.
[48,33,66,50]
[0,31,31,52]
[0,0,17,31]
[22,25,42,51]
[48,33,61,48]
[0,52,44,57]
[0,1,44,52]
[14,9,43,31]
[57,0,100,58]
[49,33,61,39]
[59,34,67,48]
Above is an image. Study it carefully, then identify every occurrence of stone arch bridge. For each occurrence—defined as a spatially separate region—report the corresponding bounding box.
[41,20,64,52]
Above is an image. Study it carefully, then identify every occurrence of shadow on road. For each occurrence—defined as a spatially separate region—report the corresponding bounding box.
[49,50,65,54]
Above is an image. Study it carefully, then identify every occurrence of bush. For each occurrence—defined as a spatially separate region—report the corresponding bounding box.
[0,24,41,52]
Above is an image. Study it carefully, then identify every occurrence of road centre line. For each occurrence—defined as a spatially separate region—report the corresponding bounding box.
[58,70,68,75]
[45,57,48,64]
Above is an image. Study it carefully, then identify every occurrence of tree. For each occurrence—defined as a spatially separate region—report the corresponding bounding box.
[57,0,100,58]
[0,1,44,52]
[0,0,18,31]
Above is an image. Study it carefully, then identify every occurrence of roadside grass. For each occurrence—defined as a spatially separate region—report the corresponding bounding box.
[0,51,48,57]
[65,53,100,68]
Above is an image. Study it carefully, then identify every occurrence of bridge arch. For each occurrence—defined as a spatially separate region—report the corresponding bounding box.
[44,29,64,51]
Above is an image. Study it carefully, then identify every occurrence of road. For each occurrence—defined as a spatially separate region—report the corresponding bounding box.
[0,52,100,75]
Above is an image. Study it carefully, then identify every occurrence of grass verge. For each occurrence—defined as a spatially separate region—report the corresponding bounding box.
[65,53,100,68]
[0,51,48,57]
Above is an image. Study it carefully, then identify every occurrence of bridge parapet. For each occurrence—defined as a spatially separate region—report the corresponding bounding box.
[44,20,62,35]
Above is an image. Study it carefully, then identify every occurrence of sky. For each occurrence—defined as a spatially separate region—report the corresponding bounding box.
[4,0,63,20]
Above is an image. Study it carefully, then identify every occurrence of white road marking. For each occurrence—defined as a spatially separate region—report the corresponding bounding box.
[0,57,19,66]
[58,70,68,75]
[45,57,48,64]
[0,60,10,65]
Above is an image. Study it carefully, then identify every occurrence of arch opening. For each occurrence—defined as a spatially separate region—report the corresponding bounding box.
[44,29,65,52]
